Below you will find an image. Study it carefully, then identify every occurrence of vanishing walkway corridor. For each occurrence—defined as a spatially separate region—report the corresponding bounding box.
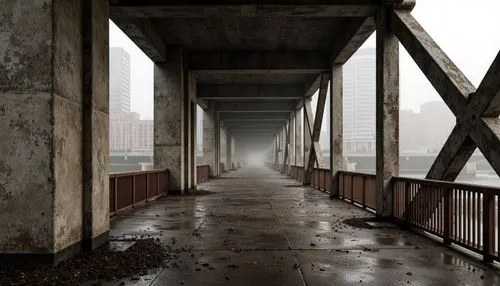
[109,168,500,285]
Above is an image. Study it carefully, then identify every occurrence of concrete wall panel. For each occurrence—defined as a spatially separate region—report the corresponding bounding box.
[0,93,54,253]
[0,0,52,93]
[53,95,83,252]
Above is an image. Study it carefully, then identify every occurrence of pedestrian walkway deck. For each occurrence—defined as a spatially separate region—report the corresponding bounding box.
[107,167,500,285]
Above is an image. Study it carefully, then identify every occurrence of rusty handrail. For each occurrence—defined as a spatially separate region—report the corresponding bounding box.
[109,169,169,215]
[394,176,500,195]
[110,169,168,178]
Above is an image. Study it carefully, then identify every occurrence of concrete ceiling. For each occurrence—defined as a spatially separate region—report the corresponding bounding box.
[110,0,394,143]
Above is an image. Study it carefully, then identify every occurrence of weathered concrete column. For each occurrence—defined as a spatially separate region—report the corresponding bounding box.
[289,113,295,173]
[154,47,189,194]
[231,136,236,168]
[214,111,220,175]
[330,64,343,198]
[0,0,109,263]
[226,132,232,170]
[220,126,227,172]
[187,74,197,190]
[295,109,303,166]
[303,99,313,184]
[375,6,400,217]
[203,103,216,177]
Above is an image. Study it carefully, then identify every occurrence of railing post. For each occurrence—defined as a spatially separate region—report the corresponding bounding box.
[114,176,118,212]
[146,172,150,199]
[362,176,366,209]
[443,188,452,245]
[351,174,354,202]
[157,171,160,196]
[404,182,411,228]
[132,174,136,205]
[482,192,495,263]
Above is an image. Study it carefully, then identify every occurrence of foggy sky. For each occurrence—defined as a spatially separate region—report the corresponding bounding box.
[109,0,500,118]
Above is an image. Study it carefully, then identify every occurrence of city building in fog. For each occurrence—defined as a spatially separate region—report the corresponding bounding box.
[110,47,131,113]
[400,101,455,153]
[110,112,153,153]
[343,48,376,154]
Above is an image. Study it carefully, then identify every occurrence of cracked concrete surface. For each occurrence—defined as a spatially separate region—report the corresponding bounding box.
[103,167,500,285]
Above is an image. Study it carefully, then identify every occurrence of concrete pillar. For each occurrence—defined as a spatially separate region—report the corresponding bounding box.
[187,74,197,189]
[330,64,343,198]
[375,6,400,218]
[289,114,295,173]
[203,103,216,177]
[303,99,312,183]
[154,47,190,194]
[220,126,227,172]
[214,111,220,175]
[231,136,236,168]
[0,0,109,263]
[226,132,232,170]
[295,109,303,166]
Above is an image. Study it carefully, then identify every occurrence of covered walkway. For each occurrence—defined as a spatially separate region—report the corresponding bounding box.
[110,167,500,285]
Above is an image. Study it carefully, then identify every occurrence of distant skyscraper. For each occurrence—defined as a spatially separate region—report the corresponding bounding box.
[110,47,131,113]
[343,48,376,154]
[109,112,153,153]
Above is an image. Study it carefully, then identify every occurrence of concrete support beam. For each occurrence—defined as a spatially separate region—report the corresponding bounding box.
[331,17,376,64]
[391,10,474,116]
[304,73,329,184]
[289,113,295,175]
[198,84,303,99]
[203,102,217,177]
[189,51,331,72]
[226,132,232,170]
[82,0,111,251]
[154,47,189,193]
[215,112,221,175]
[227,125,282,132]
[111,18,165,62]
[110,4,379,18]
[220,113,289,121]
[282,123,290,174]
[0,0,109,263]
[295,109,303,166]
[375,6,399,218]
[330,64,343,198]
[220,127,227,171]
[222,121,285,127]
[215,101,297,112]
[303,74,322,99]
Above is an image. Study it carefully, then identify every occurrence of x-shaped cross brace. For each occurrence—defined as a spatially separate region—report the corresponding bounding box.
[427,52,500,180]
[391,9,500,222]
[392,10,500,181]
[303,72,330,184]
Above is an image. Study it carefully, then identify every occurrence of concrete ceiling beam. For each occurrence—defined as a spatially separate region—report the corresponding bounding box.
[222,121,285,127]
[110,4,383,18]
[219,113,290,121]
[227,125,283,131]
[216,101,297,112]
[189,51,330,72]
[198,84,303,100]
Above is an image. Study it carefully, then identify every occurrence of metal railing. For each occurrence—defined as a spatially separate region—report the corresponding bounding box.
[392,177,500,262]
[289,167,500,262]
[337,171,377,211]
[109,169,169,214]
[311,168,331,192]
[197,165,210,183]
[290,165,304,182]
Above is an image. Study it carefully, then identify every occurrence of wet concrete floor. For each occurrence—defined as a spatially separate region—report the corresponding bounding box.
[104,167,500,285]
